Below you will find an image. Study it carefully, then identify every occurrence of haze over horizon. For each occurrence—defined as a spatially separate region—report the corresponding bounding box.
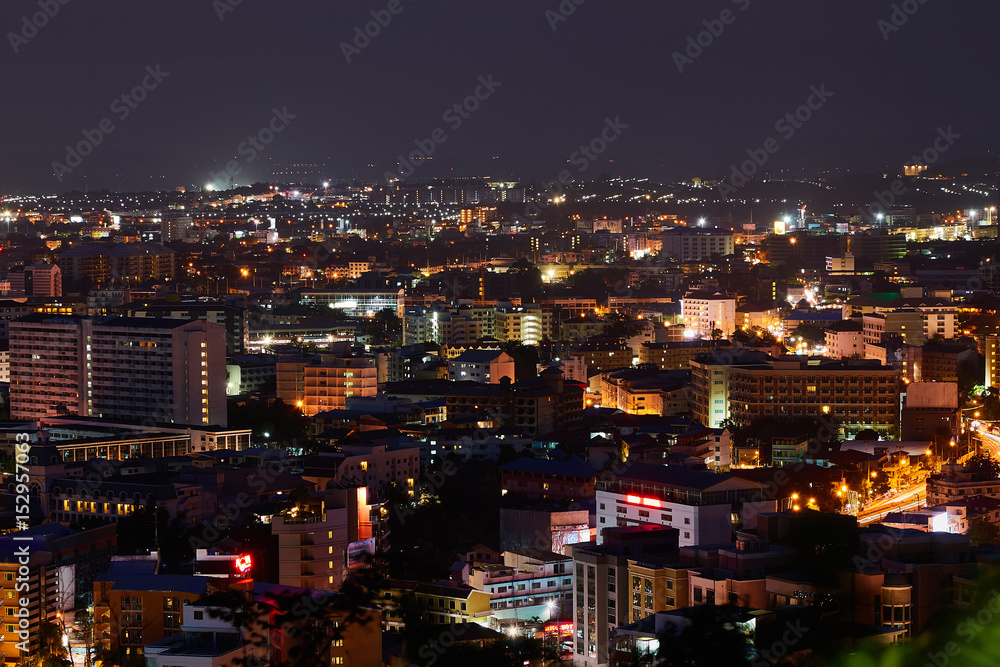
[2,0,998,194]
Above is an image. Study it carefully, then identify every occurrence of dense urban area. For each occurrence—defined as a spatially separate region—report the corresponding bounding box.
[4,162,1000,667]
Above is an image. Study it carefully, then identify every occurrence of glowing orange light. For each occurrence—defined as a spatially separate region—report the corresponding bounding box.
[626,495,661,508]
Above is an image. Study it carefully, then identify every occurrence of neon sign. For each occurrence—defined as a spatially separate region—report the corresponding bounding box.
[235,554,252,574]
[544,623,574,633]
[626,495,662,508]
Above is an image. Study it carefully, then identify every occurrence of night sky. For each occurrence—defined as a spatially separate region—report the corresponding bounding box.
[1,0,997,194]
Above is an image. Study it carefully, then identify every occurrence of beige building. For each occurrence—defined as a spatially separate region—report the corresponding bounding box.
[692,353,901,438]
[277,352,377,416]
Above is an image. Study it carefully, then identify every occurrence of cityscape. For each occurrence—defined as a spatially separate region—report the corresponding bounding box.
[3,2,1000,667]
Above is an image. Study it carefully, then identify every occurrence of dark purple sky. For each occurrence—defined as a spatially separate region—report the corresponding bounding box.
[1,0,997,193]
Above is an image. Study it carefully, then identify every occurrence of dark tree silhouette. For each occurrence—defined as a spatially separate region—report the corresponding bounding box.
[656,605,752,667]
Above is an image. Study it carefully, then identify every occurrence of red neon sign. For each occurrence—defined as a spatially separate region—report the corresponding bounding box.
[235,554,252,574]
[544,623,574,633]
[626,495,661,508]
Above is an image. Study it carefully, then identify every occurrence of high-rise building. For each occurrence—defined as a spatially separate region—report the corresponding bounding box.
[9,315,227,425]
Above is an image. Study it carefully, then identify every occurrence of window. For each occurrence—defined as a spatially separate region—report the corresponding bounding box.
[693,588,702,603]
[193,610,204,620]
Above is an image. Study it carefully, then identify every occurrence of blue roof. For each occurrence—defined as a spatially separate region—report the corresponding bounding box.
[500,456,596,478]
[99,574,212,595]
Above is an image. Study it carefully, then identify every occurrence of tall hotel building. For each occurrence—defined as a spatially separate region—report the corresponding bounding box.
[9,315,227,425]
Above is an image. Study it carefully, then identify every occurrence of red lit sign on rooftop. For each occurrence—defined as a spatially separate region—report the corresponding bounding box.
[235,554,252,574]
[626,495,662,508]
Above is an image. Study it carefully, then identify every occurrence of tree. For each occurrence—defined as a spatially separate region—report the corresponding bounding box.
[37,620,71,667]
[507,258,543,302]
[656,606,752,667]
[604,312,645,340]
[968,517,1000,546]
[966,453,1000,478]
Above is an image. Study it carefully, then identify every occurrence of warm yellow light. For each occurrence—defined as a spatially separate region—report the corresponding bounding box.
[841,485,847,492]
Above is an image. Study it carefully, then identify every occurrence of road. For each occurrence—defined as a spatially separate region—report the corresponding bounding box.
[857,482,927,524]
[977,429,1000,458]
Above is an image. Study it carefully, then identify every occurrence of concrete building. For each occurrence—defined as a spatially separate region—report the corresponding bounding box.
[57,242,175,285]
[637,341,733,370]
[0,299,30,338]
[927,462,1000,506]
[824,320,864,359]
[691,353,901,438]
[594,462,769,549]
[0,524,116,664]
[299,289,403,317]
[448,349,515,384]
[495,305,552,345]
[680,290,736,339]
[9,315,228,425]
[571,526,680,667]
[276,350,378,416]
[863,310,926,347]
[127,301,248,355]
[94,572,213,663]
[6,262,62,297]
[462,549,573,625]
[662,227,735,262]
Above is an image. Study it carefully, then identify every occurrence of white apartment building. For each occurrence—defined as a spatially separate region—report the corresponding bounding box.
[595,463,766,548]
[680,290,736,339]
[448,349,516,383]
